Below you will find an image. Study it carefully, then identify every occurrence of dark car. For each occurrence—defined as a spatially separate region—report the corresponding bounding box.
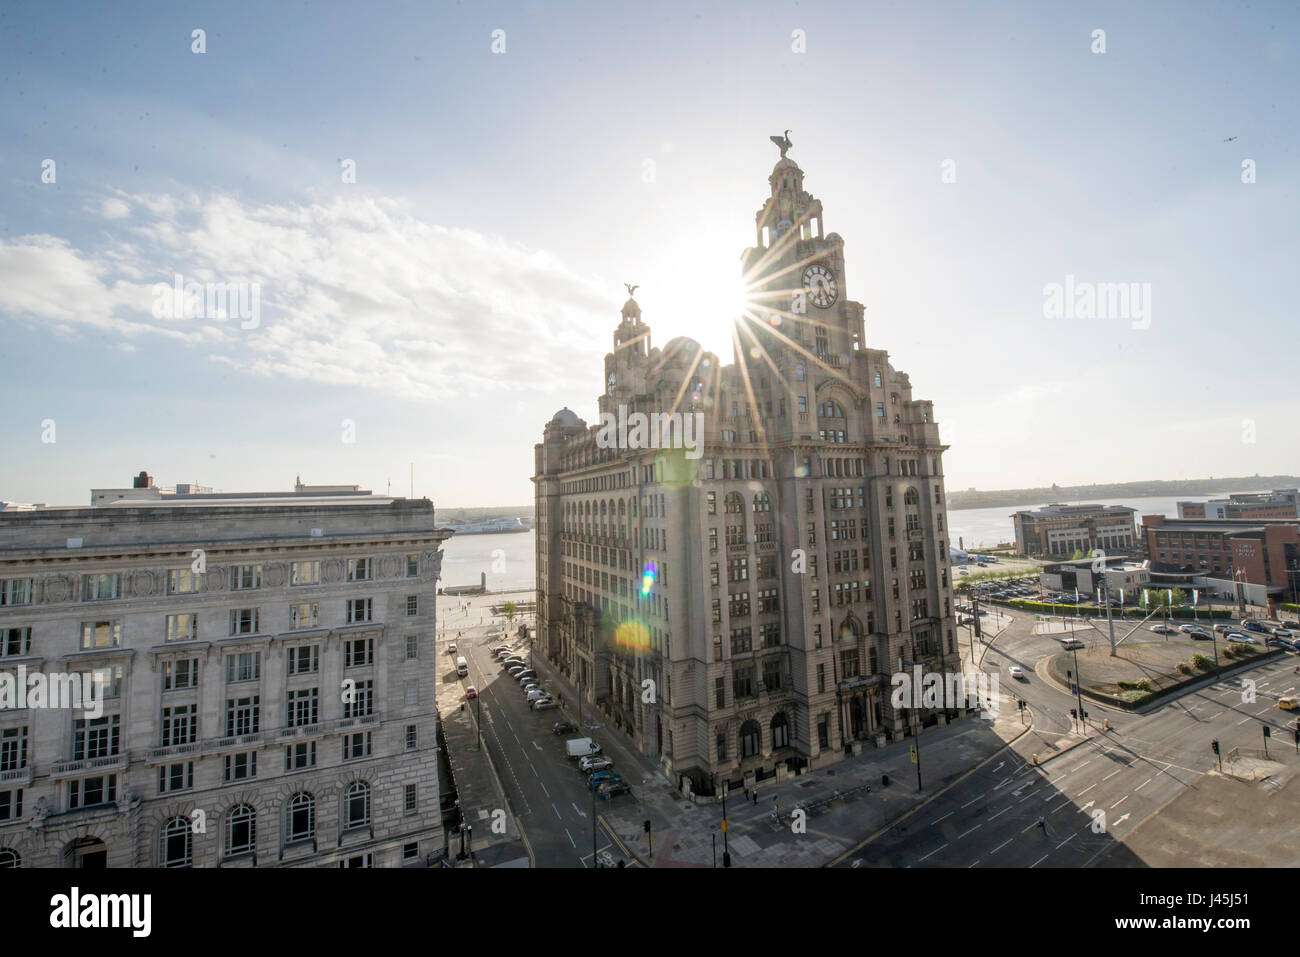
[597,781,631,798]
[553,721,578,735]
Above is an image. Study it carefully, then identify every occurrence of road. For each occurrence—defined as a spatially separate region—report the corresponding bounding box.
[840,610,1300,866]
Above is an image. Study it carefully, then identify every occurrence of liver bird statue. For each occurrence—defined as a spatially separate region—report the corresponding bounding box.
[624,283,639,297]
[769,129,792,158]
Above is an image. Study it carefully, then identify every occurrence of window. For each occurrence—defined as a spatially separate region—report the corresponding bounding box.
[707,492,716,515]
[733,666,754,700]
[225,696,260,737]
[347,558,373,582]
[340,854,373,868]
[404,783,417,814]
[224,751,256,782]
[0,578,34,606]
[817,663,826,694]
[346,598,373,623]
[762,658,782,692]
[80,620,121,650]
[404,842,420,862]
[715,676,726,708]
[167,569,199,595]
[771,712,791,749]
[73,715,120,759]
[1,627,31,657]
[231,564,262,590]
[158,762,193,794]
[160,816,192,867]
[0,727,28,772]
[82,573,121,602]
[405,725,417,750]
[405,635,419,660]
[345,782,371,829]
[717,733,727,761]
[291,561,320,586]
[343,731,372,760]
[840,649,860,679]
[345,680,374,718]
[226,804,256,857]
[161,658,199,692]
[285,741,316,771]
[406,595,419,616]
[287,644,319,675]
[286,688,319,727]
[0,789,21,822]
[285,792,315,843]
[166,613,198,642]
[68,774,116,809]
[406,554,420,577]
[289,603,318,629]
[229,608,259,636]
[404,680,418,706]
[345,638,374,668]
[226,651,261,683]
[739,720,760,758]
[159,704,197,746]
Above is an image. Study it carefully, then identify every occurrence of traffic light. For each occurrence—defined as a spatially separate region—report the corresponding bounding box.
[1070,708,1077,720]
[1263,726,1272,739]
[643,820,651,834]
[1211,739,1220,754]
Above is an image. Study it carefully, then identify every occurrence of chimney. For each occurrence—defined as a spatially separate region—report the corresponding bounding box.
[133,470,153,489]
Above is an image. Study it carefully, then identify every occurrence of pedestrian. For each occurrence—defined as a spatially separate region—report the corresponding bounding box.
[752,789,758,805]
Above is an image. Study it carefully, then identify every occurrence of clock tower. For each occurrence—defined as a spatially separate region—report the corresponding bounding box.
[741,153,866,365]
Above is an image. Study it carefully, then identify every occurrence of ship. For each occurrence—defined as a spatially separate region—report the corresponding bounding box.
[446,517,531,535]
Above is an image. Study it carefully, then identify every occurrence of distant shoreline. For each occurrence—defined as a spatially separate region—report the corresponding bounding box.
[948,475,1300,512]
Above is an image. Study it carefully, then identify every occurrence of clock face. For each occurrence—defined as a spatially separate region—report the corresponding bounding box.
[802,264,838,309]
[607,372,617,388]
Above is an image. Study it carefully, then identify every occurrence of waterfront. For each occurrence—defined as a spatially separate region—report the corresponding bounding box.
[436,494,1219,592]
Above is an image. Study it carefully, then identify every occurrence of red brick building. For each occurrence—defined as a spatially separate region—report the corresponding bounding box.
[1142,515,1300,601]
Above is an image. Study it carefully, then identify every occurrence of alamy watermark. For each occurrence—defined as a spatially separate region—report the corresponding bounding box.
[890,667,999,716]
[595,403,703,460]
[1043,274,1151,330]
[0,666,103,718]
[151,272,260,329]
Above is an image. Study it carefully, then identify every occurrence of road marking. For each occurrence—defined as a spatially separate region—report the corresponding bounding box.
[1030,854,1049,868]
[960,793,986,808]
[932,811,954,825]
[988,806,1011,821]
[1134,777,1153,792]
[552,803,562,821]
[1237,715,1254,725]
[572,802,587,819]
[918,842,949,861]
[1056,833,1076,850]
[1101,769,1121,782]
[957,823,982,840]
[1113,813,1131,827]
[993,778,1014,791]
[1109,795,1128,809]
[1204,712,1223,721]
[989,837,1014,855]
[565,828,576,848]
[992,761,1005,773]
[1050,798,1073,814]
[1078,784,1096,795]
[539,780,550,798]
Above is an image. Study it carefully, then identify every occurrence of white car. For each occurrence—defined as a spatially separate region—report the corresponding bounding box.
[447,642,458,653]
[1178,624,1196,634]
[1150,624,1176,635]
[1007,665,1025,679]
[579,755,614,773]
[1226,633,1258,644]
[526,689,548,702]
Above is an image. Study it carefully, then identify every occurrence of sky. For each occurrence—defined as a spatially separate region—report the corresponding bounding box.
[1,0,1296,508]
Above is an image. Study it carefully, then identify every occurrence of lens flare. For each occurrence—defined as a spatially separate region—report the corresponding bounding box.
[655,447,698,489]
[615,618,651,650]
[640,560,658,597]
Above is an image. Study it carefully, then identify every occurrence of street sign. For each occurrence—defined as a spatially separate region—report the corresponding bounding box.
[721,819,728,833]
[909,744,918,764]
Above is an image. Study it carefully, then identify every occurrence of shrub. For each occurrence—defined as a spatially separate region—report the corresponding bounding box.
[1176,662,1193,675]
[1191,654,1215,670]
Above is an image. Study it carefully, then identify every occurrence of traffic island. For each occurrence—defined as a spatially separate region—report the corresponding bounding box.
[1047,637,1282,711]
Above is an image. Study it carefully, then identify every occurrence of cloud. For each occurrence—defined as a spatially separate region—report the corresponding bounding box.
[0,191,615,401]
[100,198,130,219]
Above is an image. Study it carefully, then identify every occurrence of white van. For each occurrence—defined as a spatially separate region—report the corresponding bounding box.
[456,656,469,678]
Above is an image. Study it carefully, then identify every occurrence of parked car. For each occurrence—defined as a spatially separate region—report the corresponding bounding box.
[1226,633,1257,644]
[465,686,477,699]
[579,755,614,773]
[1178,624,1196,634]
[588,771,624,790]
[1213,624,1231,634]
[1150,624,1177,634]
[516,670,538,683]
[553,721,579,735]
[526,689,548,703]
[533,698,557,711]
[522,683,541,695]
[1273,628,1295,640]
[1188,630,1213,641]
[508,667,527,679]
[1243,620,1267,633]
[597,781,631,798]
[1060,638,1085,650]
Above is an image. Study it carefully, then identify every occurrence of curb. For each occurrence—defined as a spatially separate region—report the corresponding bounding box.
[825,711,1036,867]
[598,813,644,868]
[516,818,536,869]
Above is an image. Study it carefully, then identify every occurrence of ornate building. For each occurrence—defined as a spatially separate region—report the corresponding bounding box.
[534,144,960,795]
[0,477,447,867]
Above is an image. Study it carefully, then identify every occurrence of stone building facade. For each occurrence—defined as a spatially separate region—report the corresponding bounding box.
[0,481,448,868]
[535,149,961,796]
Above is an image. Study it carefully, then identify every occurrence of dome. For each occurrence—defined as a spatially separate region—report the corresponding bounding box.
[772,156,800,174]
[550,407,581,428]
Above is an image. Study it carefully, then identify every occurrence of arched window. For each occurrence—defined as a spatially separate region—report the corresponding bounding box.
[345,782,371,830]
[771,712,791,750]
[226,804,256,857]
[286,792,315,844]
[904,487,920,507]
[0,848,18,868]
[819,401,843,418]
[160,816,192,868]
[740,720,761,758]
[795,363,806,382]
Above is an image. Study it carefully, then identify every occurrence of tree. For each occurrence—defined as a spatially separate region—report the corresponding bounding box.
[502,601,517,623]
